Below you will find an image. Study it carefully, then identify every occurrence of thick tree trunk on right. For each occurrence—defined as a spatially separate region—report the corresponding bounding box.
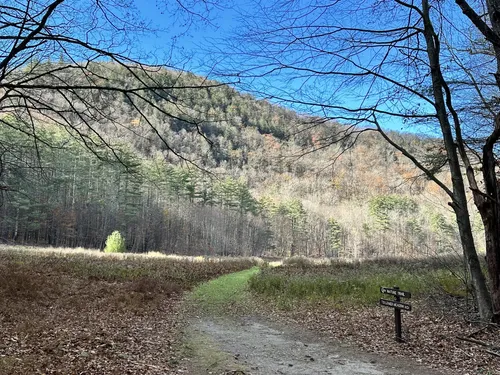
[452,196,494,320]
[482,0,500,322]
[474,114,500,321]
[480,210,500,321]
[454,0,500,321]
[422,0,493,320]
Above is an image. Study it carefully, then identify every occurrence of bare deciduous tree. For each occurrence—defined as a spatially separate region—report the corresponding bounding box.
[214,0,500,321]
[0,0,222,170]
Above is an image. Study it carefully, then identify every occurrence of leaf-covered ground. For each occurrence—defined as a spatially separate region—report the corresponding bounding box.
[249,260,500,375]
[2,248,499,375]
[257,299,500,375]
[0,246,257,374]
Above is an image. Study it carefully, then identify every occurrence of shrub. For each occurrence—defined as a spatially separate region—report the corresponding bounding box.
[282,256,313,267]
[104,231,126,253]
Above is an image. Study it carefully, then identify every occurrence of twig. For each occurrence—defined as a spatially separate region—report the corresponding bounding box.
[457,336,491,347]
[467,325,490,337]
[457,336,500,351]
[128,360,163,370]
[465,318,500,328]
[485,349,500,358]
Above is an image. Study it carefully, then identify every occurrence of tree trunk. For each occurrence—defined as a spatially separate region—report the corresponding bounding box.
[483,0,500,322]
[452,199,494,320]
[474,114,500,321]
[422,0,493,320]
[480,209,500,321]
[453,0,500,321]
[13,207,19,241]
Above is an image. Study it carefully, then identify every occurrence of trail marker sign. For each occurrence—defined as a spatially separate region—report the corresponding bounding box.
[380,299,412,311]
[379,286,411,343]
[380,287,411,299]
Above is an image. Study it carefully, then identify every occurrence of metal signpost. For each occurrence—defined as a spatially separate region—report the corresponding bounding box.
[379,286,411,342]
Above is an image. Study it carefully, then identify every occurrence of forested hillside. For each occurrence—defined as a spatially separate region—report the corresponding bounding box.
[0,62,476,257]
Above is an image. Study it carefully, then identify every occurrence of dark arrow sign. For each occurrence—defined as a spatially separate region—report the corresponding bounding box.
[379,286,412,343]
[380,287,411,299]
[380,298,412,311]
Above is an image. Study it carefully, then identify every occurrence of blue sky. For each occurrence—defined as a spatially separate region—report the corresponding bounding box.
[130,0,442,135]
[132,0,242,72]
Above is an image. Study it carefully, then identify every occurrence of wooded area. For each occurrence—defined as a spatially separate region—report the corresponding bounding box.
[0,64,464,259]
[1,0,500,321]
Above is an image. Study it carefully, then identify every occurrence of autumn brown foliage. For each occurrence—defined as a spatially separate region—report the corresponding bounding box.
[0,246,257,374]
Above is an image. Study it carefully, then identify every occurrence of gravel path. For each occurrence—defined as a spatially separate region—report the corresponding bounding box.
[183,316,446,375]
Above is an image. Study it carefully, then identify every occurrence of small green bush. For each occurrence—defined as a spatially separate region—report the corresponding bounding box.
[104,231,126,253]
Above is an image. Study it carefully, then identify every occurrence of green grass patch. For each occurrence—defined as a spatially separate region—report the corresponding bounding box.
[249,256,467,308]
[435,269,468,297]
[189,267,260,313]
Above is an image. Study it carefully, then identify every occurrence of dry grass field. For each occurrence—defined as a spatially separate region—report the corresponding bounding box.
[0,245,258,374]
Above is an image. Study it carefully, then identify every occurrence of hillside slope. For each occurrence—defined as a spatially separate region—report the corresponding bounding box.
[0,62,472,257]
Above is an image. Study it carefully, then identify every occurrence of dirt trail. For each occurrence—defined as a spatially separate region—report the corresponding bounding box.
[182,315,446,375]
[179,268,447,375]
